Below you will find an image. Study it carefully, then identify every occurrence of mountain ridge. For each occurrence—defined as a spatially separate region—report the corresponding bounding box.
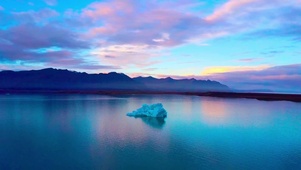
[0,68,230,92]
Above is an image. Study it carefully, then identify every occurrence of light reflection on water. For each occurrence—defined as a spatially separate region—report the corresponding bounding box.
[0,94,301,169]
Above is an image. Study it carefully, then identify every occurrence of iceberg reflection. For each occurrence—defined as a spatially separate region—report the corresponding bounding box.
[140,117,166,129]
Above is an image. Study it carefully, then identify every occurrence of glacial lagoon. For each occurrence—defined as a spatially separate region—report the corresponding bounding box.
[0,94,301,169]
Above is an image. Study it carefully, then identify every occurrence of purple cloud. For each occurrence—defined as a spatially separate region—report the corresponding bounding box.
[71,0,301,69]
[12,8,59,24]
[237,58,260,62]
[204,64,301,92]
[1,24,87,50]
[0,23,91,67]
[0,5,121,71]
[41,51,120,70]
[79,0,205,47]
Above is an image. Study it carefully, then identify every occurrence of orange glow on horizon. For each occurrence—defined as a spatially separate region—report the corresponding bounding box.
[201,65,270,76]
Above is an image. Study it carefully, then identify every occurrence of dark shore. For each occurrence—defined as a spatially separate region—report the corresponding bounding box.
[195,92,301,102]
[1,89,301,102]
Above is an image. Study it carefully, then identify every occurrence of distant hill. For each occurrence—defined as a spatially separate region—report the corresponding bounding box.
[0,68,230,92]
[133,76,230,92]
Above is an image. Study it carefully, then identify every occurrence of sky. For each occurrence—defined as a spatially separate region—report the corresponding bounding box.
[0,0,301,92]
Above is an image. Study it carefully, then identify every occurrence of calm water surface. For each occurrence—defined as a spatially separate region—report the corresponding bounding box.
[0,94,301,169]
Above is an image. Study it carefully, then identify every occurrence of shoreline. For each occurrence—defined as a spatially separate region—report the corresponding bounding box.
[1,89,301,102]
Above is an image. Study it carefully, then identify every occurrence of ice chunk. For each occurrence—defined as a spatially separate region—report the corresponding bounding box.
[127,103,167,118]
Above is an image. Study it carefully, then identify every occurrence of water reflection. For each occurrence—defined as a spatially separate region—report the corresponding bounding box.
[1,94,301,169]
[139,117,166,129]
[201,97,228,125]
[199,97,294,127]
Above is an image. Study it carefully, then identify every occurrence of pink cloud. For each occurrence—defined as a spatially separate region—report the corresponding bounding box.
[206,0,260,22]
[79,0,204,46]
[206,0,301,23]
[85,26,118,38]
[73,0,301,50]
[90,44,162,68]
[82,0,134,19]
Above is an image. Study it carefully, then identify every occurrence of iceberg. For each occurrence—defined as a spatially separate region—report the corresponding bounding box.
[127,103,167,118]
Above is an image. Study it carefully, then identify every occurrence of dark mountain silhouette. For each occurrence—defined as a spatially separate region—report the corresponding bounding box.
[133,76,230,92]
[0,68,230,92]
[0,68,144,90]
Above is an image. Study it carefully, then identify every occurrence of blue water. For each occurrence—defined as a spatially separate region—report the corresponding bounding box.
[0,94,301,169]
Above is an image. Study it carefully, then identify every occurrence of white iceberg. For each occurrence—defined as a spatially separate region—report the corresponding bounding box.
[127,103,167,118]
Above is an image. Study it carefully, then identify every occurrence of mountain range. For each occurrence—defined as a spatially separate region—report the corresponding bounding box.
[0,68,230,92]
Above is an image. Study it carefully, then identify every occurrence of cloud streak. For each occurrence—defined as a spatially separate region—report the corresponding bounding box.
[203,64,301,92]
[205,0,260,22]
[44,0,57,6]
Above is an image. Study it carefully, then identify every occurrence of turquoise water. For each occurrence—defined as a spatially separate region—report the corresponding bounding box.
[0,94,301,169]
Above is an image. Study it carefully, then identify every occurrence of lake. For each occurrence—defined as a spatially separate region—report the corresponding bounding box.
[0,94,301,169]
